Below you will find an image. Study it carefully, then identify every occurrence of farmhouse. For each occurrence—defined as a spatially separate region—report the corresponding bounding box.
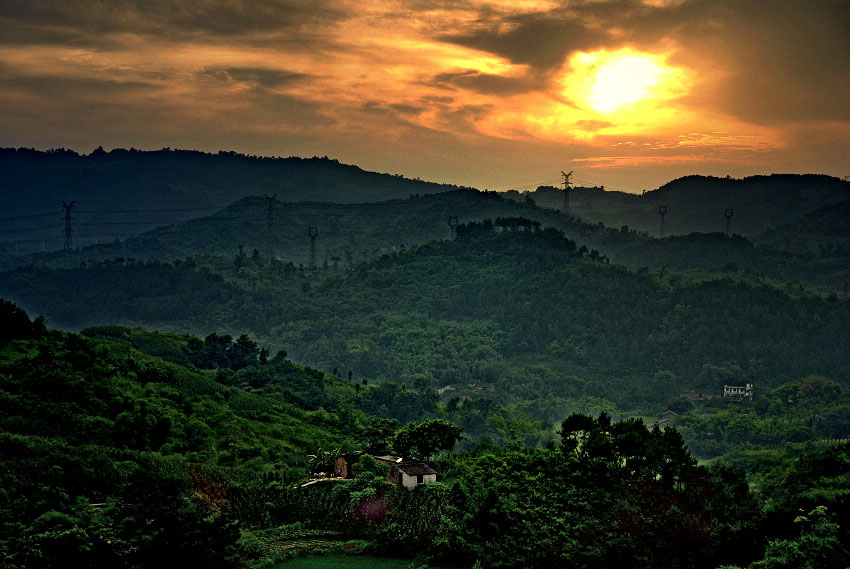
[334,453,437,490]
[723,383,753,400]
[680,383,754,401]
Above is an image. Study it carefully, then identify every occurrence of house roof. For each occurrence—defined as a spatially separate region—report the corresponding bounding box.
[398,463,437,476]
[374,455,402,463]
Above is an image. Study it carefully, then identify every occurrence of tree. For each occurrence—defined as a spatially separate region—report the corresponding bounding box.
[362,418,399,455]
[752,506,847,569]
[391,419,463,460]
[228,334,259,370]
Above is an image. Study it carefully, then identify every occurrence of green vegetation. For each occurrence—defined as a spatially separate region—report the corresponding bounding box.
[2,219,847,449]
[2,165,849,568]
[2,300,850,568]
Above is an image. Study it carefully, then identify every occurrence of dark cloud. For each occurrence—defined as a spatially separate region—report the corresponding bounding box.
[201,67,313,89]
[362,100,387,114]
[0,0,350,42]
[0,74,160,99]
[389,103,426,115]
[439,103,493,124]
[440,10,608,70]
[672,0,850,124]
[428,69,535,95]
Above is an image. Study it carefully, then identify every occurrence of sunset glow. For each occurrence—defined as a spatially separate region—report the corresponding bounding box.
[574,51,684,113]
[0,0,847,191]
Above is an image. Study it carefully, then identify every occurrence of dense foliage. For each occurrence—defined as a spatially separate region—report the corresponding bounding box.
[0,305,363,567]
[2,220,847,451]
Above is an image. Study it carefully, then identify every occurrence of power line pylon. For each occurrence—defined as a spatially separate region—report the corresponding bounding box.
[264,194,277,260]
[308,226,318,269]
[561,170,573,214]
[61,201,75,251]
[658,205,667,238]
[724,208,734,237]
[447,216,458,239]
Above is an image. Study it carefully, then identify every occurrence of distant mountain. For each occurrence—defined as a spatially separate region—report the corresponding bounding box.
[5,189,566,268]
[0,147,471,257]
[522,174,849,237]
[756,199,850,254]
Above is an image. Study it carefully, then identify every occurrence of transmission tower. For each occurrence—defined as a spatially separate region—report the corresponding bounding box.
[264,194,277,260]
[447,215,458,238]
[658,205,668,238]
[308,226,318,269]
[61,201,75,251]
[561,170,574,214]
[724,208,734,237]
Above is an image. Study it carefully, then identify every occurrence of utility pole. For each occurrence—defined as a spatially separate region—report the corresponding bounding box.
[561,170,573,215]
[658,205,667,239]
[724,208,734,237]
[264,194,277,261]
[61,201,75,251]
[447,215,458,239]
[308,226,318,269]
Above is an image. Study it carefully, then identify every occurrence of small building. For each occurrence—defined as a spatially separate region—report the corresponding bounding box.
[393,462,437,490]
[335,453,438,490]
[648,410,678,430]
[723,383,753,400]
[334,453,361,479]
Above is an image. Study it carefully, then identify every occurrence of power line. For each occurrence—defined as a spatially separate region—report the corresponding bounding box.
[0,223,62,236]
[75,207,222,214]
[0,212,58,222]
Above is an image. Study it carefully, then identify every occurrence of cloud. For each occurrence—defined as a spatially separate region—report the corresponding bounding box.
[434,0,850,125]
[0,0,350,39]
[200,67,313,89]
[428,69,535,95]
[0,0,847,191]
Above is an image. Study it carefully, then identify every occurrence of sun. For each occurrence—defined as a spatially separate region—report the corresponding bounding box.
[565,49,688,114]
[589,55,670,112]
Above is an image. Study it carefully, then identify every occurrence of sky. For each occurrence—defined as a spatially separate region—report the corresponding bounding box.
[1,0,849,192]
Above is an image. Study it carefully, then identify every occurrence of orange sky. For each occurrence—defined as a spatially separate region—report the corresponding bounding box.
[1,0,848,192]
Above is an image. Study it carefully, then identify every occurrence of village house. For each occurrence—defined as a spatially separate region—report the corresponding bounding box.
[334,453,437,490]
[723,383,753,400]
[680,383,753,401]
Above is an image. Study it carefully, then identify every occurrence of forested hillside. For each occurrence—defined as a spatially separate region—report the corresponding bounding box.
[6,300,850,569]
[5,190,562,269]
[3,221,848,450]
[4,304,850,569]
[9,186,849,293]
[0,147,469,257]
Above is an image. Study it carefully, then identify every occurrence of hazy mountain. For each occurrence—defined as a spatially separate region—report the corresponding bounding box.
[3,189,565,269]
[0,147,470,257]
[521,174,849,237]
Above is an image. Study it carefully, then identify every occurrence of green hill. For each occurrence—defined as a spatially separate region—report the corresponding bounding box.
[0,147,470,258]
[2,223,847,437]
[756,199,850,254]
[4,189,564,269]
[0,300,370,567]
